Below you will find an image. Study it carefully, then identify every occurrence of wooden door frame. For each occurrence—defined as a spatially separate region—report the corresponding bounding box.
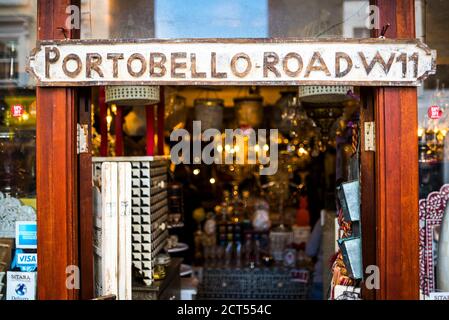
[36,0,420,300]
[36,0,82,300]
[370,0,420,299]
[360,87,377,300]
[78,87,94,299]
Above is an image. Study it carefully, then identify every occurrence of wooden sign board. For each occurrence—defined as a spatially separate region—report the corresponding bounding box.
[27,38,436,87]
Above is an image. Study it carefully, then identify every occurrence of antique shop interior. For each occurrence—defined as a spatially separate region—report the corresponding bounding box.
[87,84,364,300]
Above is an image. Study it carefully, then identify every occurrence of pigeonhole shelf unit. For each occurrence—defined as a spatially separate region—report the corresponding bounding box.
[92,156,170,299]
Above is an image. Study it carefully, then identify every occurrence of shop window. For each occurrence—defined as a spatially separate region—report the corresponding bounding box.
[416,0,449,299]
[81,0,370,39]
[0,6,36,197]
[0,15,34,87]
[0,1,29,5]
[82,0,371,301]
[90,83,364,300]
[155,0,268,38]
[0,0,36,301]
[0,39,18,82]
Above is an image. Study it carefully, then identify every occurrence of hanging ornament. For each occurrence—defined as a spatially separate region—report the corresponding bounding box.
[298,86,357,146]
[274,90,298,136]
[279,95,320,145]
[302,103,344,144]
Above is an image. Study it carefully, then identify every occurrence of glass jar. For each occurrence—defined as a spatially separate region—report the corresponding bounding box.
[153,254,171,280]
[153,263,166,280]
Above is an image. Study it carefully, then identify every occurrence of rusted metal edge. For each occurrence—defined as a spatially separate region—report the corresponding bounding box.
[25,46,40,83]
[31,79,426,87]
[417,49,438,82]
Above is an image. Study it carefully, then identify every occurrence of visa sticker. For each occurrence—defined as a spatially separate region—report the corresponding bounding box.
[17,253,37,267]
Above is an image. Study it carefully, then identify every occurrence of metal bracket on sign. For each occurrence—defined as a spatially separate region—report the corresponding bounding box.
[364,122,375,152]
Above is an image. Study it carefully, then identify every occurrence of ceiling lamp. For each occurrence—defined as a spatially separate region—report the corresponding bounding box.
[298,86,356,145]
[105,85,160,106]
[302,103,344,142]
[298,85,354,104]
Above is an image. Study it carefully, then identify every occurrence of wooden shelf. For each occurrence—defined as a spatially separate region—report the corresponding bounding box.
[132,258,182,300]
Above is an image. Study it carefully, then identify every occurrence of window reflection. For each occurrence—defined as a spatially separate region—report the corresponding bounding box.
[0,40,18,82]
[156,0,267,38]
[0,1,37,199]
[417,0,449,199]
[269,0,370,38]
[82,0,370,39]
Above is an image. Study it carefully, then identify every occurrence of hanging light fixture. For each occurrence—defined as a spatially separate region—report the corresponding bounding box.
[105,85,160,106]
[105,2,160,106]
[298,86,356,146]
[280,96,319,142]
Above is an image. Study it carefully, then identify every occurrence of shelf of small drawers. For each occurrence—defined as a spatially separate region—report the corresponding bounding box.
[129,159,169,285]
[93,157,170,286]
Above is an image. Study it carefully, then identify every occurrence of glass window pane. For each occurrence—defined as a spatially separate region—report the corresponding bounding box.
[417,0,449,197]
[416,0,449,299]
[0,0,37,286]
[155,0,268,38]
[0,1,37,199]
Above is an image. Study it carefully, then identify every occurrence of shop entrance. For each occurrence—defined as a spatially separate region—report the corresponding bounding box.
[85,84,372,300]
[30,1,435,299]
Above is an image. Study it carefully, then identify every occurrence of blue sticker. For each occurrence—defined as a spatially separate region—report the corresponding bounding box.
[16,222,37,249]
[11,250,37,272]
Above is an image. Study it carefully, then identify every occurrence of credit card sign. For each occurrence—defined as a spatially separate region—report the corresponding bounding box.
[17,253,37,268]
[16,222,37,249]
